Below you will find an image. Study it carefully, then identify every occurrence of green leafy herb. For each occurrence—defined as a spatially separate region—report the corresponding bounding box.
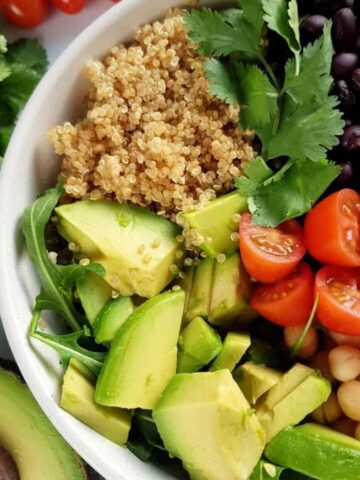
[239,158,340,227]
[205,59,241,104]
[30,311,105,375]
[135,411,166,451]
[22,184,106,330]
[245,339,282,369]
[291,293,319,357]
[0,37,47,157]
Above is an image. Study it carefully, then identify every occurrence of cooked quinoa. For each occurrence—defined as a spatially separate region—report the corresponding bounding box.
[49,9,255,219]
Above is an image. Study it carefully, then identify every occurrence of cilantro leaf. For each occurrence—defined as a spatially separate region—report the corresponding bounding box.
[0,35,7,54]
[267,96,344,161]
[0,64,40,116]
[247,159,340,226]
[0,60,10,83]
[183,9,260,57]
[6,39,47,76]
[204,59,241,104]
[262,0,301,73]
[235,156,273,195]
[236,63,278,129]
[284,21,333,104]
[238,0,264,37]
[22,184,106,331]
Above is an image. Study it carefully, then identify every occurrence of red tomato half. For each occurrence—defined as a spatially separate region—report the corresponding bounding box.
[1,0,48,28]
[315,266,360,336]
[250,263,314,327]
[305,189,360,267]
[239,212,306,283]
[51,0,85,14]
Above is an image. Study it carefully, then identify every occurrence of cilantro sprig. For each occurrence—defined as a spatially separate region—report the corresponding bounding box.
[0,36,47,158]
[184,0,344,227]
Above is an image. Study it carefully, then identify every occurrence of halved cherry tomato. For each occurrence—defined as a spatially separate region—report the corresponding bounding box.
[239,212,306,283]
[305,189,360,267]
[51,0,85,14]
[1,0,48,28]
[250,263,314,327]
[315,266,360,336]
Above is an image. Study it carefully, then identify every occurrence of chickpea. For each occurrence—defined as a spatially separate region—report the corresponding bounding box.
[354,423,360,441]
[329,331,360,348]
[311,392,342,424]
[331,417,356,437]
[328,345,360,382]
[338,381,360,422]
[308,351,335,383]
[284,326,318,359]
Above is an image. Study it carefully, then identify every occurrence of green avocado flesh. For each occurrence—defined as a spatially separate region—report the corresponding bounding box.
[185,258,215,322]
[153,370,265,480]
[234,362,281,404]
[256,364,331,442]
[177,317,222,373]
[209,251,256,327]
[183,192,247,257]
[61,359,131,446]
[95,290,185,409]
[56,200,183,298]
[266,423,360,480]
[94,296,134,344]
[209,332,250,371]
[0,366,85,480]
[76,271,112,325]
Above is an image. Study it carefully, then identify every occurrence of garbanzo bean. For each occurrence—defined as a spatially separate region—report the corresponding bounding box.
[284,326,318,359]
[331,417,356,436]
[338,381,360,421]
[329,345,360,382]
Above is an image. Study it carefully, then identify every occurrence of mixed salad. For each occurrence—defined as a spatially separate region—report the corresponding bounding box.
[19,1,360,479]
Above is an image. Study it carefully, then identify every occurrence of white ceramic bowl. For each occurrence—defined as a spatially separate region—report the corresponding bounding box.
[0,1,233,479]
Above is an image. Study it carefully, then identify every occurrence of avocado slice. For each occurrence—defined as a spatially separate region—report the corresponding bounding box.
[61,358,131,446]
[153,370,265,480]
[183,192,247,257]
[76,271,112,325]
[95,290,185,409]
[177,317,222,373]
[256,364,331,442]
[209,332,250,372]
[94,296,134,344]
[0,364,86,480]
[178,265,195,317]
[234,362,282,404]
[209,252,256,327]
[56,200,184,298]
[266,423,360,480]
[185,257,215,323]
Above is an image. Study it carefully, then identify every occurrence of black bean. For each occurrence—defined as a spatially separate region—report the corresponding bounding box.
[332,53,359,79]
[352,69,360,93]
[332,8,356,52]
[341,125,360,150]
[306,0,354,17]
[335,80,356,111]
[301,15,328,43]
[338,161,354,181]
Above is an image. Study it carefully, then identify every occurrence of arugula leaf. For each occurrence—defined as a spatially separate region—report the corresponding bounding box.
[30,311,105,375]
[22,184,105,331]
[247,159,341,227]
[204,59,241,104]
[235,156,273,195]
[183,9,260,57]
[127,423,154,462]
[266,96,344,161]
[262,0,301,73]
[250,460,285,479]
[236,64,278,129]
[284,22,333,105]
[135,411,166,451]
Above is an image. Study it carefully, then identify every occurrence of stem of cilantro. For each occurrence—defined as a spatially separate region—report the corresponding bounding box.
[257,51,280,92]
[291,293,319,357]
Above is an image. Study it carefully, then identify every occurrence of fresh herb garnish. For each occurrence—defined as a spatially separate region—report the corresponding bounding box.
[291,293,319,357]
[0,36,47,158]
[184,1,344,227]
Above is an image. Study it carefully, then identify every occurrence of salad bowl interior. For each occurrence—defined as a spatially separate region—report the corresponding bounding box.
[0,0,233,479]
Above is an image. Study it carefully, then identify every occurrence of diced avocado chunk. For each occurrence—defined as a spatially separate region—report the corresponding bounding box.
[183,192,247,257]
[177,317,222,373]
[61,359,131,446]
[153,370,265,480]
[266,423,360,480]
[95,290,185,409]
[209,252,256,327]
[76,271,112,325]
[94,296,134,344]
[0,364,86,480]
[178,266,195,317]
[209,332,250,372]
[185,258,215,323]
[56,200,183,298]
[256,364,331,442]
[234,362,282,404]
